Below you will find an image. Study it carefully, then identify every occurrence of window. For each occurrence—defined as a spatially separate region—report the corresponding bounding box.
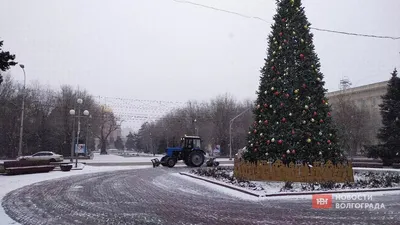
[193,139,201,149]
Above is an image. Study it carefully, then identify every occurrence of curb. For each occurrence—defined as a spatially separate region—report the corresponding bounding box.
[179,172,400,198]
[179,172,260,197]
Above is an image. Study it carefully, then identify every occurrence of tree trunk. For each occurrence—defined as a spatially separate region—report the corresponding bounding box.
[100,139,107,155]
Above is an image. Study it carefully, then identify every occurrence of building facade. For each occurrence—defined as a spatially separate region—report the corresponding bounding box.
[326,81,387,147]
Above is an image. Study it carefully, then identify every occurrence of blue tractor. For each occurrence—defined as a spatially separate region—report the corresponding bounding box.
[151,135,206,168]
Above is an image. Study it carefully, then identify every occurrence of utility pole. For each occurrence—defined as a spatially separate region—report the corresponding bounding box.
[17,64,26,157]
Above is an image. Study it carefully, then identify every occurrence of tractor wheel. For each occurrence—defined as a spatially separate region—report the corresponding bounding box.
[166,157,177,168]
[189,151,205,167]
[160,156,169,167]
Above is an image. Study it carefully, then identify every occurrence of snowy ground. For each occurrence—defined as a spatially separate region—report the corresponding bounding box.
[0,164,153,225]
[187,167,400,197]
[0,153,232,165]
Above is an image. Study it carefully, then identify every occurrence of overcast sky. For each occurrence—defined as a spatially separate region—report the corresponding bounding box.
[1,0,400,129]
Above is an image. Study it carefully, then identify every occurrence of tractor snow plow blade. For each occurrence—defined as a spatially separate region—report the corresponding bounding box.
[151,158,161,167]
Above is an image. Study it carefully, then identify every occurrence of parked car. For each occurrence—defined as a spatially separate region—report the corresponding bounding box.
[17,151,64,162]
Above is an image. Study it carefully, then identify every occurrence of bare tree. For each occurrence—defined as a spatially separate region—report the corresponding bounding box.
[93,106,122,155]
[331,94,372,159]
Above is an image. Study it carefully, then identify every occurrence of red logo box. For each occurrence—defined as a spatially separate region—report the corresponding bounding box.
[312,194,332,209]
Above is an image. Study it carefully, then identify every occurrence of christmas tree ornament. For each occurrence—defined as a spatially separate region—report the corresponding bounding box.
[311,65,314,68]
[264,120,268,125]
[279,46,282,50]
[271,66,275,70]
[327,140,331,144]
[302,83,307,88]
[274,91,280,96]
[294,89,299,94]
[278,140,283,145]
[260,133,263,137]
[304,25,308,29]
[293,31,296,35]
[264,90,267,94]
[282,117,286,122]
[266,140,271,145]
[274,110,277,114]
[259,120,262,124]
[313,111,317,116]
[282,18,286,22]
[271,87,275,91]
[280,102,284,107]
[317,77,321,81]
[319,131,322,136]
[251,143,253,147]
[320,119,324,123]
[265,152,269,156]
[264,103,268,108]
[301,39,304,43]
[285,93,290,98]
[319,151,322,155]
[306,138,311,143]
[273,37,276,41]
[286,150,290,154]
[273,51,276,55]
[295,97,299,100]
[254,129,257,134]
[254,148,258,152]
[282,154,286,158]
[304,105,309,109]
[300,54,305,60]
[271,59,275,62]
[292,149,296,154]
[276,121,279,124]
[248,131,251,134]
[289,113,292,116]
[311,118,315,122]
[271,138,275,142]
[274,41,278,45]
[302,120,306,124]
[257,104,260,108]
[279,32,283,36]
[327,112,331,117]
[317,142,320,145]
[270,104,273,108]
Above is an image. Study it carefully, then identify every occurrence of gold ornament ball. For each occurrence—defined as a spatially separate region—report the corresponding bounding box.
[294,89,299,94]
[279,46,282,50]
[304,25,308,29]
[301,39,304,43]
[317,77,321,81]
[306,138,311,143]
[304,105,309,109]
[274,41,278,45]
[293,31,296,35]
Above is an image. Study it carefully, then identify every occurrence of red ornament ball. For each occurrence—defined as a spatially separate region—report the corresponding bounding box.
[264,103,268,108]
[291,149,296,154]
[327,112,331,117]
[317,142,321,145]
[313,111,318,117]
[282,117,286,123]
[302,84,307,88]
[291,129,295,135]
[300,54,305,60]
[279,32,283,36]
[278,140,283,145]
[254,148,258,152]
[254,130,257,134]
[280,102,284,107]
[266,140,271,145]
[271,66,275,70]
[282,18,286,22]
[282,154,286,158]
[285,93,290,98]
[264,120,268,125]
[274,91,280,96]
[327,140,331,144]
[320,119,324,123]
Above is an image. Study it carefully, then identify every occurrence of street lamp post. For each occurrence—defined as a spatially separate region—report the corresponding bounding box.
[17,64,26,157]
[70,99,89,168]
[229,107,251,160]
[85,115,92,157]
[69,109,76,162]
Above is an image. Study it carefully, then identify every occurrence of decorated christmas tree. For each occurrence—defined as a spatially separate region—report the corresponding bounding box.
[366,68,400,164]
[243,0,344,164]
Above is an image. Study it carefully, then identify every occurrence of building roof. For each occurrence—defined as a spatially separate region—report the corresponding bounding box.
[327,81,387,97]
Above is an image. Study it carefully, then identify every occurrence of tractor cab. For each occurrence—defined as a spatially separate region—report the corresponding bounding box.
[180,136,201,150]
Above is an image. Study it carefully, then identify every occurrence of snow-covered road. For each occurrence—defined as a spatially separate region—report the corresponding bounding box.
[2,167,400,224]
